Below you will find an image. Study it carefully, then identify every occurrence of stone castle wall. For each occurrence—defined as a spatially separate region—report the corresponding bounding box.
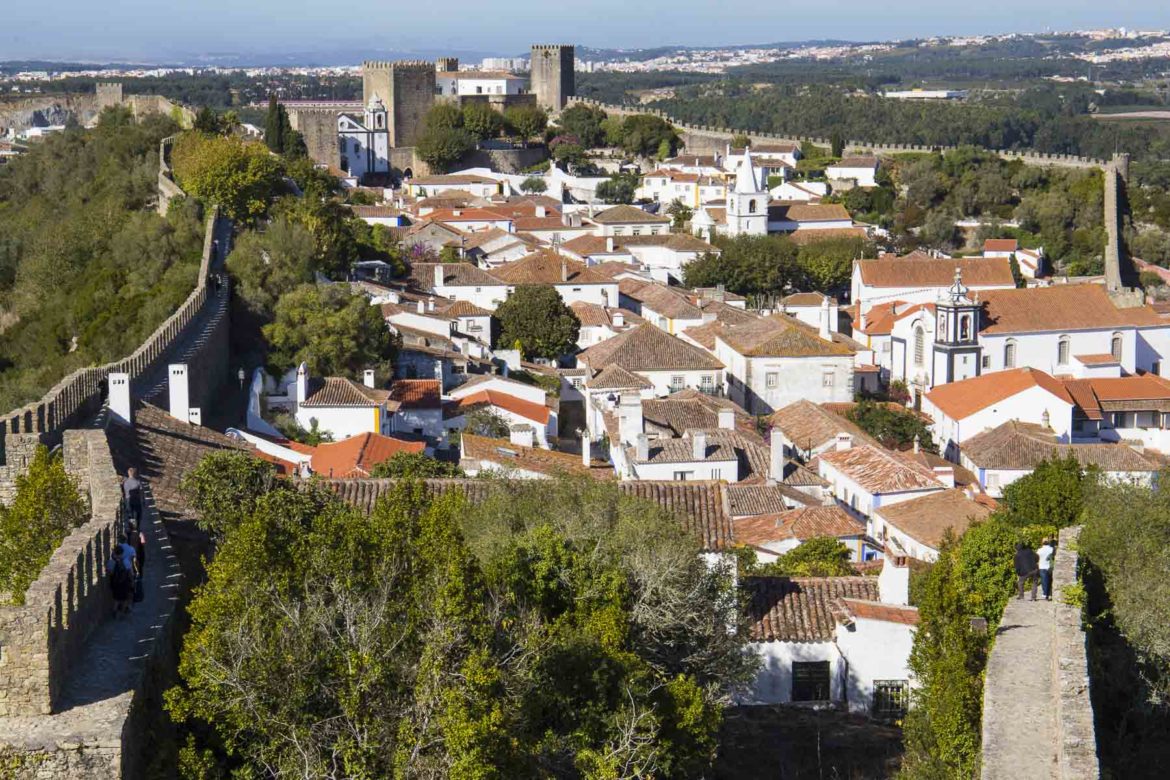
[288,107,342,170]
[0,205,221,446]
[565,97,1109,171]
[0,430,122,717]
[531,45,575,112]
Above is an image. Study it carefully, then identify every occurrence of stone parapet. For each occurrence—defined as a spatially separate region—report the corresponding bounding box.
[1052,526,1100,779]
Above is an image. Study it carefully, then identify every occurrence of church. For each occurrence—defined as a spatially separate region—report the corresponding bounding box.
[338,95,391,181]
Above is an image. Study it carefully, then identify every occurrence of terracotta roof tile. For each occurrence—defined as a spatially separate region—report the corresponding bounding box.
[874,488,993,550]
[979,284,1164,334]
[590,204,671,225]
[460,433,614,479]
[768,399,880,454]
[818,444,944,494]
[587,363,653,390]
[961,420,1162,472]
[388,379,442,409]
[735,505,865,547]
[406,262,503,290]
[832,156,879,168]
[492,250,615,286]
[841,598,920,626]
[769,203,852,223]
[626,435,739,465]
[983,238,1019,252]
[303,377,391,408]
[725,483,818,516]
[858,257,1015,289]
[447,390,550,424]
[310,433,425,478]
[925,368,1075,421]
[744,576,880,642]
[578,323,724,372]
[718,314,854,358]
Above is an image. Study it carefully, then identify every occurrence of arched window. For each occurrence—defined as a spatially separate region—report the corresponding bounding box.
[748,199,757,214]
[1004,339,1017,368]
[1111,332,1123,361]
[960,315,971,341]
[1058,336,1070,365]
[914,326,925,367]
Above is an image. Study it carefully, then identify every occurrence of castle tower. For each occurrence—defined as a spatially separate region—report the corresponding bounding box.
[530,45,575,112]
[725,149,768,236]
[95,82,124,110]
[362,60,436,147]
[931,268,982,385]
[436,57,459,73]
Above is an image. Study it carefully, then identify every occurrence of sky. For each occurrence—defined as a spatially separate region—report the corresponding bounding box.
[4,0,1170,63]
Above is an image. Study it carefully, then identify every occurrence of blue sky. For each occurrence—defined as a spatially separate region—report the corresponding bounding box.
[5,0,1170,63]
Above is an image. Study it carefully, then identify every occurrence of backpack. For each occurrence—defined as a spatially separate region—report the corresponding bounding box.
[110,555,133,595]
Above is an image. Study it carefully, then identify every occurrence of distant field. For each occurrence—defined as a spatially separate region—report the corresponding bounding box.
[1093,110,1170,121]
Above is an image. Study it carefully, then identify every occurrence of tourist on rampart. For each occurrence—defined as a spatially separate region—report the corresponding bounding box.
[1014,542,1039,601]
[1037,538,1056,601]
[122,467,143,528]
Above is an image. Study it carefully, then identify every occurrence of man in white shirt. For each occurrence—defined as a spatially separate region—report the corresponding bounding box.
[1037,538,1055,601]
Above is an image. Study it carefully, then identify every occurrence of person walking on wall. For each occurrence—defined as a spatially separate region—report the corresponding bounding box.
[1037,538,1056,601]
[122,467,143,529]
[1014,542,1039,601]
[107,535,137,616]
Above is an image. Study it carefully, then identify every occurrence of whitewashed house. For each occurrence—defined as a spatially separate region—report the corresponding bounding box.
[850,255,1016,316]
[492,250,619,307]
[816,436,948,519]
[870,488,994,562]
[826,156,880,189]
[587,204,672,237]
[408,174,503,199]
[293,364,393,440]
[338,96,390,181]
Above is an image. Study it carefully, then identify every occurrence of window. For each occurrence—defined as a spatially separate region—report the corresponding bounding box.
[673,470,693,481]
[476,86,483,94]
[711,468,722,480]
[873,680,910,720]
[1058,336,1070,365]
[792,661,831,702]
[670,375,685,392]
[632,228,642,236]
[571,378,583,389]
[959,315,971,341]
[748,199,757,213]
[700,374,714,390]
[1111,332,1123,361]
[1004,340,1017,368]
[913,327,925,367]
[982,355,991,369]
[765,372,779,389]
[822,369,835,388]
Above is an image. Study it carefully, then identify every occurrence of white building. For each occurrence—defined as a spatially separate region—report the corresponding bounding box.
[338,96,390,181]
[767,203,854,233]
[588,204,672,237]
[434,70,528,99]
[870,488,993,562]
[850,255,1017,315]
[408,174,503,199]
[816,436,948,519]
[293,364,393,440]
[387,379,444,439]
[492,250,620,307]
[734,504,870,563]
[635,169,727,208]
[721,149,769,237]
[825,156,880,189]
[745,555,918,716]
[622,430,740,482]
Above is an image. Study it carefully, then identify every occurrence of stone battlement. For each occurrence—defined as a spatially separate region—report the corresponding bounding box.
[532,44,575,51]
[362,60,435,71]
[0,429,122,717]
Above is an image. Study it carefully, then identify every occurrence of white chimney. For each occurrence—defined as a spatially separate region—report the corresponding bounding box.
[717,407,735,430]
[835,433,853,452]
[819,296,832,340]
[433,265,444,290]
[428,296,436,312]
[635,433,650,462]
[296,362,309,405]
[536,205,547,218]
[618,393,644,446]
[363,369,376,388]
[606,235,614,253]
[878,548,911,606]
[769,427,788,483]
[417,299,426,314]
[108,372,132,426]
[510,425,535,448]
[913,434,921,454]
[561,256,568,283]
[168,364,190,423]
[188,408,202,426]
[933,466,955,488]
[612,311,625,328]
[692,431,708,460]
[581,432,592,466]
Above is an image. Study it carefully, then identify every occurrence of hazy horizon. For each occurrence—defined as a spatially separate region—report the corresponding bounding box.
[4,1,1170,64]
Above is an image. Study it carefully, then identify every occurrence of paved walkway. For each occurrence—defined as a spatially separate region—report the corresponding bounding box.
[0,485,180,748]
[980,595,1059,780]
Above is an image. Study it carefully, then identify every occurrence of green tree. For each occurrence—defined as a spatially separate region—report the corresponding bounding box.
[845,399,936,452]
[280,196,364,279]
[425,102,465,131]
[179,451,277,540]
[557,104,608,148]
[494,284,580,359]
[519,176,547,194]
[0,446,88,604]
[749,536,854,577]
[667,198,694,229]
[263,94,284,153]
[416,125,476,173]
[226,216,316,322]
[683,235,800,298]
[462,102,505,141]
[368,452,465,479]
[171,133,285,222]
[796,236,871,292]
[830,131,845,158]
[193,106,220,134]
[611,114,680,158]
[595,171,640,204]
[263,284,397,377]
[503,105,548,144]
[730,133,751,149]
[998,456,1087,528]
[463,408,512,439]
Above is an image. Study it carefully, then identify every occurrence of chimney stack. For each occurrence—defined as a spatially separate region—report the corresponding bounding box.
[606,235,614,253]
[612,311,625,328]
[618,393,644,445]
[878,548,911,606]
[168,364,191,423]
[363,369,376,389]
[109,373,132,426]
[581,432,592,466]
[296,362,309,406]
[769,427,788,483]
[835,433,853,452]
[417,299,426,314]
[932,466,955,488]
[434,265,444,290]
[428,296,436,312]
[819,296,832,340]
[561,256,568,283]
[635,433,650,462]
[913,433,920,454]
[536,205,547,218]
[717,407,735,430]
[692,431,708,460]
[510,425,535,448]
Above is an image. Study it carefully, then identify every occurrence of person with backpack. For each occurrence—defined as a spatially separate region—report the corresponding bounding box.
[1014,542,1040,601]
[108,536,136,616]
[122,468,144,529]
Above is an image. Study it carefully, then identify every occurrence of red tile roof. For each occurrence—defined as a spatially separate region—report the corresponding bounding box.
[448,389,550,424]
[302,377,391,408]
[389,379,442,409]
[925,368,1075,421]
[983,238,1019,252]
[841,599,920,626]
[818,444,944,494]
[460,433,614,479]
[734,505,865,547]
[979,284,1164,334]
[744,576,880,642]
[857,257,1015,289]
[310,433,425,478]
[874,488,993,549]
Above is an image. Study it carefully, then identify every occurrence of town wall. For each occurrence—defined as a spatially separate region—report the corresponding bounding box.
[288,107,342,170]
[0,204,223,447]
[95,82,123,110]
[0,429,122,717]
[564,97,1109,171]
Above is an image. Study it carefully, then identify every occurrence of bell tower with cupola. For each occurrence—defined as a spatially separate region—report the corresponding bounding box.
[931,267,983,386]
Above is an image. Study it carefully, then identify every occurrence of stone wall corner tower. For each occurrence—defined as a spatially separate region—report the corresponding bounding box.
[362,60,436,147]
[530,44,575,112]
